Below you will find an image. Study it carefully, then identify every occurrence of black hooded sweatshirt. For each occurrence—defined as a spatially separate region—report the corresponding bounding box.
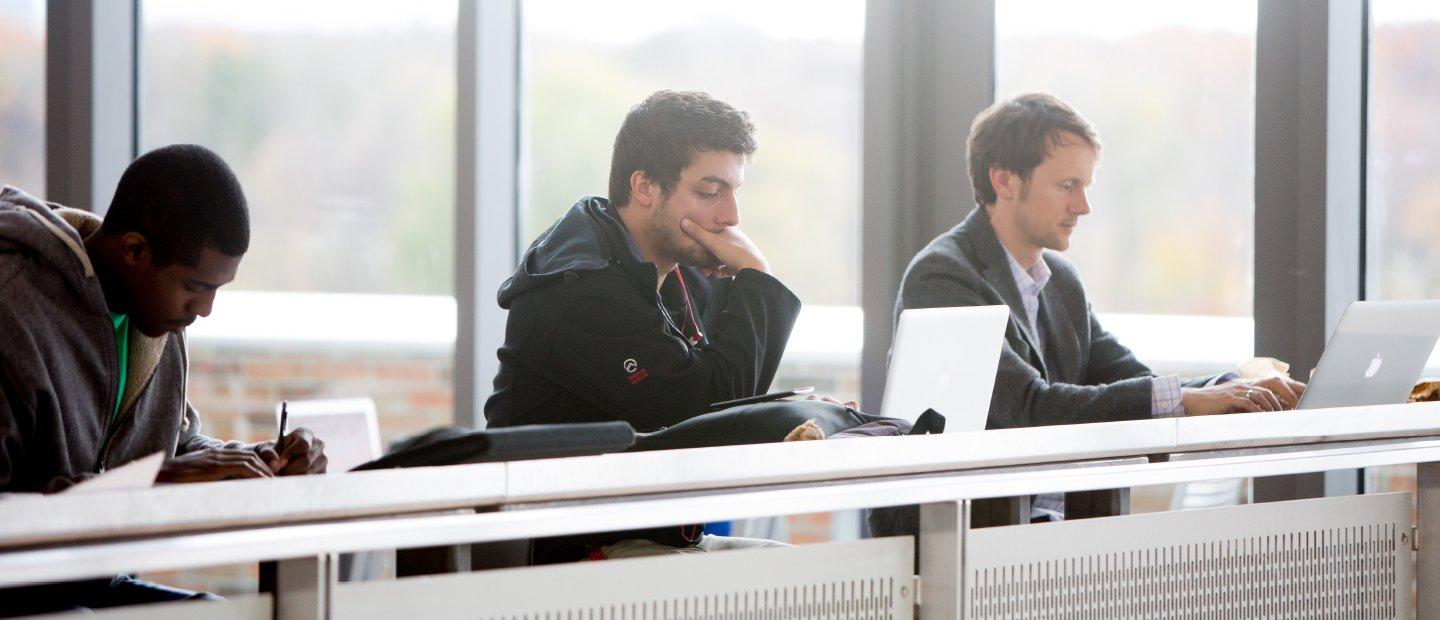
[485,196,801,432]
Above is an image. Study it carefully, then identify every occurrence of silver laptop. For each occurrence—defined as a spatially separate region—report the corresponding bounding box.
[880,305,1011,432]
[1298,300,1440,410]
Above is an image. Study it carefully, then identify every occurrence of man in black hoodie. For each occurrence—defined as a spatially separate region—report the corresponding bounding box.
[0,145,326,611]
[486,91,804,558]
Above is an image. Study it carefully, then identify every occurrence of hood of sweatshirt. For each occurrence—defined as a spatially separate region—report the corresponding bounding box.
[496,195,658,309]
[0,185,98,296]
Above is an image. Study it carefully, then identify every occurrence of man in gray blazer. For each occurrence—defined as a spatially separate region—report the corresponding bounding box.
[895,93,1306,433]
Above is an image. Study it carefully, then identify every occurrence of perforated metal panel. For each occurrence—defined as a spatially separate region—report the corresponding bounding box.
[332,537,914,619]
[963,492,1414,618]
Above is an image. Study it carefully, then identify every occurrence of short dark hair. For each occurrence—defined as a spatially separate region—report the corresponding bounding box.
[608,90,757,207]
[101,144,250,266]
[967,93,1100,207]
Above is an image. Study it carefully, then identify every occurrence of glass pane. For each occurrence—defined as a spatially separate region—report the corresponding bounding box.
[520,1,864,543]
[996,1,1258,512]
[520,0,865,399]
[995,1,1257,320]
[138,0,459,593]
[1369,0,1440,378]
[142,0,456,295]
[139,0,459,451]
[0,0,45,195]
[1365,0,1440,499]
[1368,1,1440,305]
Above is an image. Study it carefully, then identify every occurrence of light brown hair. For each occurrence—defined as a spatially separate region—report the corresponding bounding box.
[967,93,1099,207]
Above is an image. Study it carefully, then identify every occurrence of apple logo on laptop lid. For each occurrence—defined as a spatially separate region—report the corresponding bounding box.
[938,364,954,393]
[1365,353,1383,379]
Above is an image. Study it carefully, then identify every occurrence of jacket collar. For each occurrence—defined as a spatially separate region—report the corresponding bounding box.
[957,207,1086,382]
[956,208,1045,360]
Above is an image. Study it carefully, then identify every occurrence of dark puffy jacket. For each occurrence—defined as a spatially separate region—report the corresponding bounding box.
[485,196,801,431]
[484,195,801,561]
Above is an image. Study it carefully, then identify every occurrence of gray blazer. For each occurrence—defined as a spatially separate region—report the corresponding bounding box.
[894,207,1207,429]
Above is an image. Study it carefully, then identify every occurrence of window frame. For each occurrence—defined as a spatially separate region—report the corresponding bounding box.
[42,0,1393,496]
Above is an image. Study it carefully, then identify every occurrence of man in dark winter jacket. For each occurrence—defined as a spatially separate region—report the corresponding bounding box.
[485,90,810,558]
[487,91,804,430]
[0,145,326,611]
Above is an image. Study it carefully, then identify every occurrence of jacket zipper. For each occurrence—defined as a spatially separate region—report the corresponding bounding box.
[92,335,126,473]
[657,293,698,350]
[93,407,134,473]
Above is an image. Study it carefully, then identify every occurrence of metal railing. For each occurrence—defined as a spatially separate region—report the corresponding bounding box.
[3,403,1438,618]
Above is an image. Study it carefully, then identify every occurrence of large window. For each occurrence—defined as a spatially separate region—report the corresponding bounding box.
[141,0,458,445]
[995,1,1259,514]
[1364,0,1440,500]
[520,0,865,545]
[1368,1,1440,308]
[143,0,455,296]
[995,0,1258,376]
[0,0,44,195]
[1368,0,1440,377]
[520,0,866,400]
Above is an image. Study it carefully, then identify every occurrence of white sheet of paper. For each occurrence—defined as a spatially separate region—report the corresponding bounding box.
[65,451,164,493]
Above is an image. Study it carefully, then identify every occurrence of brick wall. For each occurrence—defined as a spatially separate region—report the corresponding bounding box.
[187,344,860,449]
[186,343,456,447]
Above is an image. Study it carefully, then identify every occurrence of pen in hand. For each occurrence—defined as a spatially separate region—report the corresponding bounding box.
[276,401,289,460]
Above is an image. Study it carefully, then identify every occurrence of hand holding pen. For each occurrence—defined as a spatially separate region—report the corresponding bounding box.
[256,401,330,475]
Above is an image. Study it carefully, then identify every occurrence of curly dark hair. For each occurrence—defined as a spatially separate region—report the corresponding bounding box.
[608,90,757,207]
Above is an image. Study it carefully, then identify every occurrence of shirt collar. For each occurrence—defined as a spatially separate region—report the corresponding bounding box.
[1004,249,1052,295]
